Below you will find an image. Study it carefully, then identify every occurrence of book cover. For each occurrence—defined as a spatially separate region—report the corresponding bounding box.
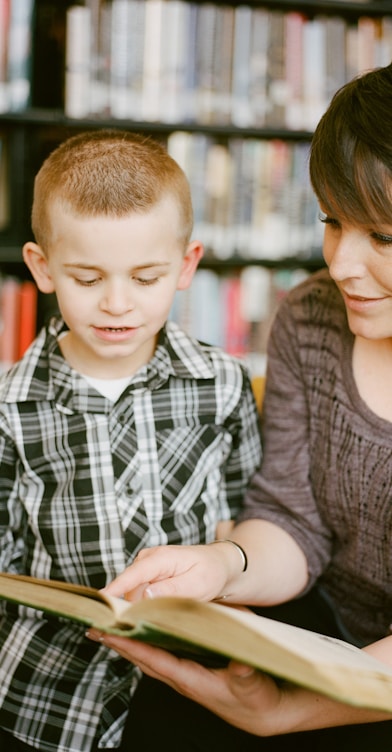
[1,572,392,713]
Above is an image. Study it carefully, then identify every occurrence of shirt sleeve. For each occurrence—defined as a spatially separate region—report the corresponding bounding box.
[0,417,26,574]
[238,294,333,587]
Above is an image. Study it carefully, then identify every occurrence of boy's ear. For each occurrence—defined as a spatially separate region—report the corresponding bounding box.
[177,240,204,290]
[23,242,56,294]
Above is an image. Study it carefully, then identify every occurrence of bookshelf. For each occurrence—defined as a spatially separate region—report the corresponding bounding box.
[0,0,391,370]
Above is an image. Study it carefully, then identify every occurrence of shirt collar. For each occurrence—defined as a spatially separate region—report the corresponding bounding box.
[0,318,216,411]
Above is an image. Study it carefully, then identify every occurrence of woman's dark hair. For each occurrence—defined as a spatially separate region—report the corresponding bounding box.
[309,63,392,226]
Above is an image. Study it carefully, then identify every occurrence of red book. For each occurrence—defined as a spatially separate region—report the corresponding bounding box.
[0,276,20,368]
[17,279,37,359]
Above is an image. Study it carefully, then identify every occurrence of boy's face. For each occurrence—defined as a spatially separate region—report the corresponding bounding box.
[24,197,203,378]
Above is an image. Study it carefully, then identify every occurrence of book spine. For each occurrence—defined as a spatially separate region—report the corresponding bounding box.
[0,132,9,229]
[0,276,20,369]
[7,0,35,112]
[209,4,235,125]
[159,0,188,123]
[284,11,305,130]
[265,11,286,127]
[86,0,111,116]
[249,8,270,127]
[0,0,9,112]
[302,17,327,130]
[64,5,92,119]
[126,0,146,120]
[195,3,217,125]
[231,5,253,127]
[109,0,134,118]
[141,0,164,121]
[17,279,37,359]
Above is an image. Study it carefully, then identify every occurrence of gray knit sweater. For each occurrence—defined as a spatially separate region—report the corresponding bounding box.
[241,269,392,644]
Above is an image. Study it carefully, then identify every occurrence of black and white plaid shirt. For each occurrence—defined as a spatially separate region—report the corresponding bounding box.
[0,316,261,751]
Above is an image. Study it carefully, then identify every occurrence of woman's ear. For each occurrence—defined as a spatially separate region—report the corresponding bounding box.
[177,240,204,290]
[22,242,55,294]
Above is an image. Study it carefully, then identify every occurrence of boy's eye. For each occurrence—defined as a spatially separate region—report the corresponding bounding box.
[135,276,159,286]
[75,277,99,286]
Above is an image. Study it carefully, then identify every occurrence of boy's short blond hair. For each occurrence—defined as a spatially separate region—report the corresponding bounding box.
[32,130,194,252]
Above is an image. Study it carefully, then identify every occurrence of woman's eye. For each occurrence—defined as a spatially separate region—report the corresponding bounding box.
[318,212,340,228]
[371,232,392,246]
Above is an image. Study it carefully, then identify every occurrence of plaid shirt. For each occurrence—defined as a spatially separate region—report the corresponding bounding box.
[0,317,261,751]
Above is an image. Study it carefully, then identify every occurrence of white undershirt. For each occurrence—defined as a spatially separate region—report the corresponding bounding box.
[82,374,133,402]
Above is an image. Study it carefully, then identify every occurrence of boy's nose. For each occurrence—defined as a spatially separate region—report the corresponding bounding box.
[101,283,135,314]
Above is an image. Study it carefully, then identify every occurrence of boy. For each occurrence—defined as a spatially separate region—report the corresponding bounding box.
[0,130,261,751]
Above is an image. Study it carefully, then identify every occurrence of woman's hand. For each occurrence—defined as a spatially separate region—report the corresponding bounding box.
[103,541,245,603]
[86,632,392,736]
[86,631,286,736]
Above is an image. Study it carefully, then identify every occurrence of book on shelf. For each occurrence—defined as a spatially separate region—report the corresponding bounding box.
[209,3,235,125]
[56,2,392,128]
[159,0,189,123]
[0,0,10,113]
[249,7,270,127]
[0,277,38,370]
[302,17,327,130]
[109,0,135,119]
[231,4,253,128]
[1,571,392,714]
[194,2,218,125]
[284,11,305,130]
[0,276,20,368]
[0,133,8,229]
[17,279,37,360]
[65,4,92,118]
[87,0,112,116]
[6,0,35,112]
[141,0,164,121]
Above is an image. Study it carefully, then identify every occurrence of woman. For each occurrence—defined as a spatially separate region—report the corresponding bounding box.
[89,63,392,750]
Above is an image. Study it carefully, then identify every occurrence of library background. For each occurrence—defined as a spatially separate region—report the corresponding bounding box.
[0,0,391,376]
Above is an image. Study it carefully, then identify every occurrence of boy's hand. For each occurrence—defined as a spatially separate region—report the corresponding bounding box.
[103,542,244,603]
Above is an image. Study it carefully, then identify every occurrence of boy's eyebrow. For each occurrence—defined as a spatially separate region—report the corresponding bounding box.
[63,262,172,271]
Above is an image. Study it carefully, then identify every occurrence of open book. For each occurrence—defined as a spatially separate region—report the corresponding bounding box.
[1,571,392,713]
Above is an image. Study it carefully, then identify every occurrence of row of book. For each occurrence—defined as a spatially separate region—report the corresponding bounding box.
[170,266,310,375]
[0,127,322,261]
[167,132,323,260]
[0,0,34,113]
[64,1,392,129]
[0,275,37,371]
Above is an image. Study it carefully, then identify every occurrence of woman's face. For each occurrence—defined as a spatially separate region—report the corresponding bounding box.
[321,207,392,341]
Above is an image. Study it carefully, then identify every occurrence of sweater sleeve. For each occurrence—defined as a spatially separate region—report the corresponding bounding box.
[238,284,333,588]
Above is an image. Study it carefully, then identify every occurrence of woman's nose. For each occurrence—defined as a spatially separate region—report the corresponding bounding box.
[326,231,367,282]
